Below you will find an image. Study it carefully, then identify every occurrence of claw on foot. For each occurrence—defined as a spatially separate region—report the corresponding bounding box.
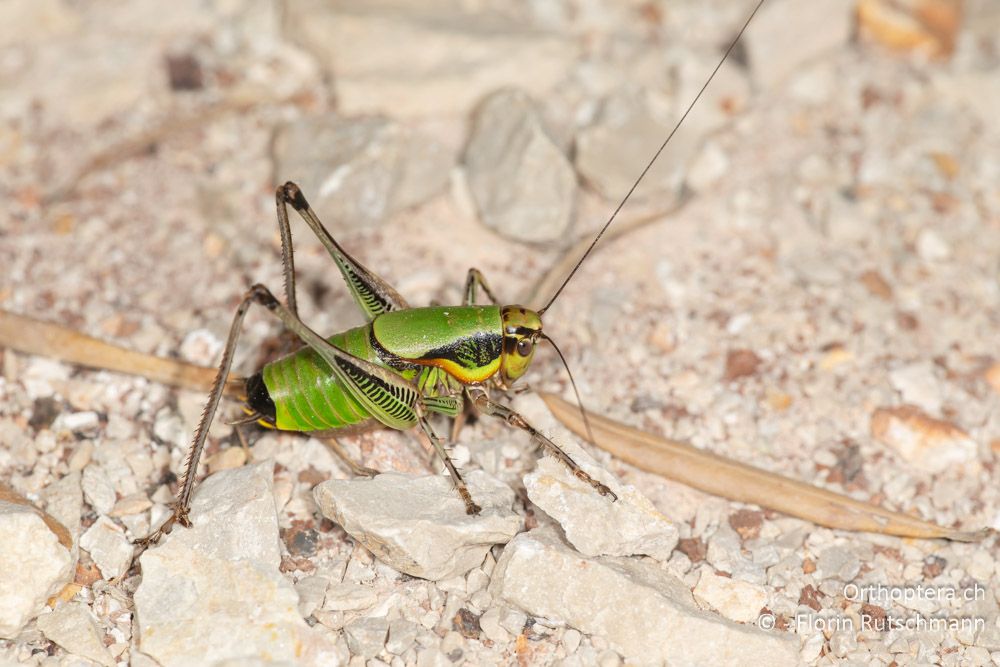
[458,487,482,515]
[574,470,618,502]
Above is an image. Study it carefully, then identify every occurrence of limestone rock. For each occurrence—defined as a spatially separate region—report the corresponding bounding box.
[285,1,578,116]
[36,602,115,667]
[744,0,853,88]
[134,462,339,666]
[0,500,74,638]
[575,91,692,207]
[274,114,452,230]
[463,88,575,243]
[870,406,978,473]
[692,569,769,624]
[79,516,132,580]
[489,528,798,667]
[314,471,521,581]
[81,464,116,516]
[516,393,678,560]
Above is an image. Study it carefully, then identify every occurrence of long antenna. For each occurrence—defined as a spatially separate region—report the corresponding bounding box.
[541,332,596,445]
[539,0,765,314]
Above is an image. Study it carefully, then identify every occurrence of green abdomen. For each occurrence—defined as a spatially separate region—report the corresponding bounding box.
[262,325,380,432]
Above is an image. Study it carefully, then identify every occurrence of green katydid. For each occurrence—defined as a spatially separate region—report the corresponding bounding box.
[147,1,765,543]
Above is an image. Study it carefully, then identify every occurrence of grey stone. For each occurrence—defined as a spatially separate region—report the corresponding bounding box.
[744,0,853,89]
[284,1,578,116]
[134,462,338,666]
[574,90,701,207]
[343,616,389,659]
[314,470,521,581]
[0,501,74,638]
[274,114,452,230]
[79,515,132,580]
[386,619,421,655]
[489,528,798,667]
[516,394,678,560]
[463,88,575,243]
[81,464,116,515]
[36,603,115,667]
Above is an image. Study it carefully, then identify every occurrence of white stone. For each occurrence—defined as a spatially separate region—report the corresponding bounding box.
[54,411,100,434]
[134,462,339,666]
[40,472,82,552]
[0,501,74,638]
[295,575,331,618]
[489,528,798,667]
[36,603,115,667]
[322,583,378,612]
[285,1,577,117]
[274,115,452,231]
[744,0,852,89]
[889,362,943,414]
[686,141,731,192]
[515,394,678,560]
[692,570,769,624]
[916,229,951,261]
[463,88,575,243]
[343,616,389,659]
[314,470,521,581]
[79,516,132,580]
[81,465,116,515]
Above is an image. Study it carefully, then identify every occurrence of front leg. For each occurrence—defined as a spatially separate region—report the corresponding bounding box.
[467,386,617,501]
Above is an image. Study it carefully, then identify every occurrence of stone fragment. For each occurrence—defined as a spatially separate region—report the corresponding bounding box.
[516,394,678,560]
[916,229,951,261]
[134,462,338,666]
[575,91,689,206]
[986,362,1000,396]
[888,362,943,414]
[744,0,852,88]
[693,570,768,624]
[40,472,83,551]
[723,349,762,381]
[323,583,378,612]
[489,528,798,666]
[54,411,100,434]
[79,516,132,580]
[386,619,421,655]
[463,89,574,243]
[343,616,389,659]
[284,1,577,116]
[81,465,116,515]
[0,500,74,638]
[108,492,152,517]
[206,446,247,474]
[314,471,521,581]
[871,406,978,473]
[477,607,509,643]
[274,114,452,230]
[36,603,115,667]
[857,0,961,58]
[295,575,330,618]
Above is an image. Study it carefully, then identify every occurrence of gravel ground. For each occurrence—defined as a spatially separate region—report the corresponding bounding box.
[2,1,1000,665]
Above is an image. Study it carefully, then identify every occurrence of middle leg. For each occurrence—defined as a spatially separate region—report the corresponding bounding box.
[467,386,617,501]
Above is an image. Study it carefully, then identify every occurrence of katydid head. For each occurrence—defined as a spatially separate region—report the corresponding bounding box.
[499,305,542,386]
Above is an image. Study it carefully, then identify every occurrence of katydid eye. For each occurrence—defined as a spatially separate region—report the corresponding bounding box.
[516,339,533,356]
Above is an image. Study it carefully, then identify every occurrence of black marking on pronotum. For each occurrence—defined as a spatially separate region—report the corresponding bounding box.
[334,356,414,422]
[369,328,422,372]
[244,371,277,422]
[417,331,503,370]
